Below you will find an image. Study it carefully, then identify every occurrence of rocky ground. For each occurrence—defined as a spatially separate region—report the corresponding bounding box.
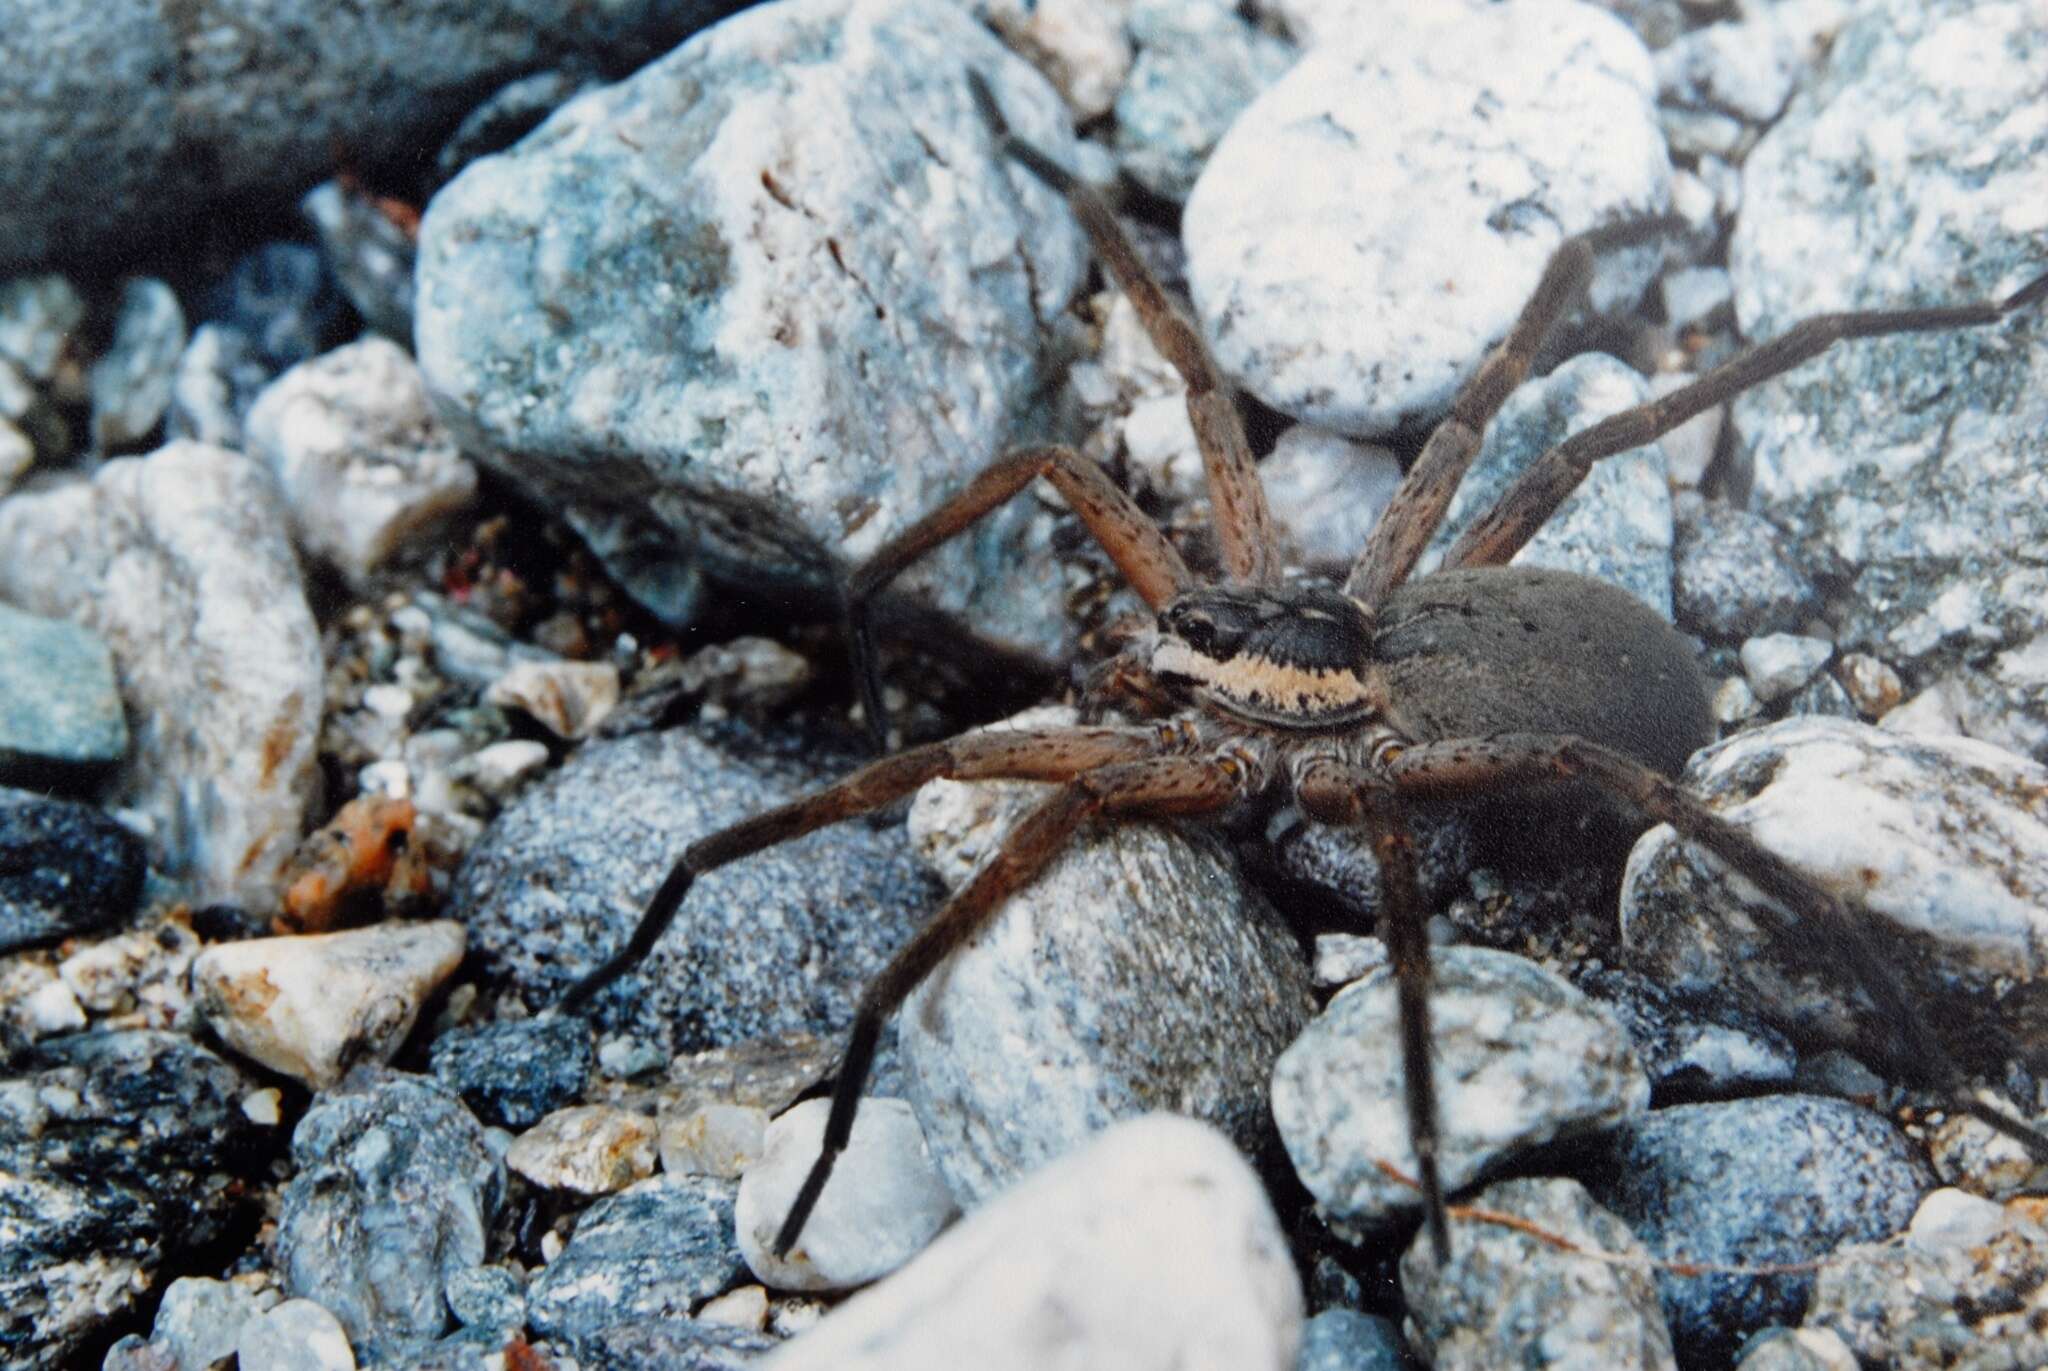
[2,0,2046,1368]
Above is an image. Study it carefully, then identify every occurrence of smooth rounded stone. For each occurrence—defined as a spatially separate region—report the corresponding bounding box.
[1260,426,1403,572]
[1183,0,1669,436]
[507,1106,658,1195]
[484,659,620,739]
[1673,503,1821,643]
[150,1276,271,1371]
[1620,718,2048,1059]
[242,337,477,583]
[0,441,323,910]
[1740,633,1832,703]
[1735,1328,1860,1371]
[1804,1195,2048,1366]
[277,1070,505,1358]
[236,1298,356,1371]
[758,1114,1303,1371]
[735,1097,958,1292]
[1294,1308,1408,1371]
[899,715,1314,1207]
[1583,1094,1933,1364]
[525,1174,739,1349]
[1401,1177,1674,1371]
[1112,0,1295,202]
[0,790,145,953]
[0,5,742,274]
[1713,675,1761,726]
[660,1102,769,1180]
[1274,946,1648,1240]
[580,1317,779,1371]
[165,323,272,449]
[452,719,932,1058]
[1572,965,1797,1095]
[192,920,466,1088]
[88,278,186,452]
[301,182,419,346]
[1728,0,2048,684]
[428,1015,594,1129]
[417,0,1085,659]
[0,604,127,787]
[0,275,84,386]
[1658,264,1734,333]
[1424,353,1676,618]
[101,1336,179,1371]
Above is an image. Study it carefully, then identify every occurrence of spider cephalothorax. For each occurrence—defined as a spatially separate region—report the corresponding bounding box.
[561,70,2048,1266]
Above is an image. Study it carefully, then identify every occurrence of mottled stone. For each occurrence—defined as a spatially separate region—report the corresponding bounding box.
[1113,0,1295,201]
[1261,426,1403,572]
[484,659,620,740]
[1294,1308,1409,1371]
[236,1298,357,1371]
[525,1175,738,1350]
[150,1276,272,1371]
[1673,503,1821,643]
[506,1106,658,1195]
[429,1015,594,1130]
[87,278,185,452]
[0,790,144,953]
[1572,964,1797,1095]
[1273,946,1648,1239]
[659,1102,768,1180]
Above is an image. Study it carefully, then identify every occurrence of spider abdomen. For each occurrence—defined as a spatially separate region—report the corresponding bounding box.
[1372,566,1712,778]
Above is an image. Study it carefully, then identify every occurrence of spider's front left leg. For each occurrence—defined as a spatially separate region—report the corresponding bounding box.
[1382,732,2048,1159]
[772,745,1267,1257]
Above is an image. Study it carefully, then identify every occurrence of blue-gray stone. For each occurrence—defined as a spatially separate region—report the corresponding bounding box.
[0,789,145,955]
[581,1317,777,1371]
[526,1175,740,1349]
[1296,1308,1412,1371]
[429,1016,594,1129]
[0,603,127,786]
[1114,0,1294,202]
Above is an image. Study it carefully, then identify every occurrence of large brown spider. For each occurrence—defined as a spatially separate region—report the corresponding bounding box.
[562,72,2048,1263]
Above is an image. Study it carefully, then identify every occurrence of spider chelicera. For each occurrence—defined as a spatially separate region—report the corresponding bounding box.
[561,70,2048,1263]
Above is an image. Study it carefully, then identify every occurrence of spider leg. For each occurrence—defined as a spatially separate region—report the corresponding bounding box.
[969,71,1279,587]
[1294,755,1449,1261]
[1383,733,2048,1158]
[558,722,1159,1012]
[1443,265,2048,570]
[843,442,1192,750]
[773,748,1259,1257]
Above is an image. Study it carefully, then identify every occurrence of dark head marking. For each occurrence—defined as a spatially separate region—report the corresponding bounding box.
[1153,586,1377,728]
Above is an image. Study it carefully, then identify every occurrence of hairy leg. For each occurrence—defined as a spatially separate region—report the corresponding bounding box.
[773,748,1261,1256]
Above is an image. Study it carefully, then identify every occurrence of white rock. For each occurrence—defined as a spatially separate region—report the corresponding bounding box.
[1712,675,1759,725]
[981,0,1133,120]
[697,1283,770,1331]
[244,336,477,583]
[1311,932,1386,989]
[736,1097,958,1292]
[236,1297,356,1371]
[485,659,619,739]
[452,738,551,800]
[191,921,466,1088]
[659,1101,768,1179]
[758,1114,1302,1371]
[1740,632,1831,702]
[507,1105,658,1194]
[1836,653,1903,718]
[0,441,323,909]
[1184,0,1668,434]
[1659,265,1734,332]
[1260,425,1402,570]
[88,277,186,451]
[1906,1187,2009,1251]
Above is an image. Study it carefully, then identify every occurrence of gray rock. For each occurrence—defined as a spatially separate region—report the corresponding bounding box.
[88,278,186,452]
[1183,0,1669,435]
[301,182,419,346]
[416,0,1086,655]
[236,1298,356,1371]
[1673,502,1821,643]
[1740,633,1832,703]
[451,719,933,1057]
[1295,1308,1410,1371]
[1653,11,1804,157]
[659,1102,768,1180]
[1260,426,1403,572]
[149,1276,270,1371]
[0,790,144,955]
[442,1263,526,1338]
[0,604,126,787]
[1113,0,1296,202]
[1426,353,1676,619]
[0,3,748,274]
[1401,1177,1676,1371]
[1584,1094,1933,1364]
[243,337,478,584]
[1571,965,1798,1095]
[1272,946,1648,1239]
[757,1115,1302,1371]
[1621,718,2048,1063]
[899,715,1314,1206]
[0,441,324,910]
[165,324,271,449]
[579,1317,779,1371]
[100,1336,179,1371]
[1728,0,2048,705]
[1659,265,1734,333]
[429,1015,595,1129]
[204,244,346,372]
[1783,671,1857,722]
[526,1175,739,1350]
[1734,1327,1860,1371]
[0,275,85,383]
[277,1070,505,1360]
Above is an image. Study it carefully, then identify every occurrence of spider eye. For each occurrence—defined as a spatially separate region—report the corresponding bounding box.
[1165,607,1221,655]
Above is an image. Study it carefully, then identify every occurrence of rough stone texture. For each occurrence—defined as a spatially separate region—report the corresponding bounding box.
[192,921,467,1088]
[276,1070,505,1361]
[1741,633,1833,703]
[1294,1309,1409,1371]
[428,1015,594,1129]
[1426,353,1676,619]
[0,441,323,910]
[1728,0,2048,754]
[505,1106,658,1195]
[416,0,1085,653]
[1585,1094,1933,1364]
[236,1298,358,1371]
[0,605,126,788]
[1734,1327,1861,1371]
[1184,0,1669,435]
[150,1276,273,1371]
[659,1101,768,1180]
[758,1115,1303,1371]
[302,181,420,347]
[243,337,478,583]
[900,710,1315,1207]
[0,1,750,273]
[1112,0,1295,202]
[1273,946,1648,1239]
[1401,1177,1676,1371]
[450,719,933,1058]
[1260,425,1403,573]
[88,278,186,452]
[525,1175,739,1352]
[1673,502,1822,643]
[1571,965,1797,1096]
[1621,718,2048,1063]
[0,790,146,954]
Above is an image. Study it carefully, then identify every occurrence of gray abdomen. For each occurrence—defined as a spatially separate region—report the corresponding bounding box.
[1372,567,1712,778]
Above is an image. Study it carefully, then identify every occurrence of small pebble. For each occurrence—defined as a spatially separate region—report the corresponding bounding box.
[485,659,620,739]
[505,1105,658,1195]
[659,1101,769,1180]
[1294,1308,1408,1371]
[0,788,145,953]
[1834,653,1903,718]
[236,1298,357,1371]
[1740,632,1832,702]
[1310,932,1386,989]
[428,1015,594,1130]
[241,1087,283,1126]
[696,1283,770,1332]
[0,601,127,789]
[1711,675,1759,725]
[525,1175,739,1347]
[89,277,186,451]
[1734,1327,1860,1371]
[150,1276,271,1370]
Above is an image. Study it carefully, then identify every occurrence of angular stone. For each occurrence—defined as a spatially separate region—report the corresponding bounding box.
[0,604,126,786]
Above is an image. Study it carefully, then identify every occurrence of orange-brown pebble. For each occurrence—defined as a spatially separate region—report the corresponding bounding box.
[277,793,430,932]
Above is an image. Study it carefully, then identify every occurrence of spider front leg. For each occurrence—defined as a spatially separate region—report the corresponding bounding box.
[558,721,1159,1012]
[772,747,1261,1257]
[1383,732,2048,1159]
[1444,264,2048,569]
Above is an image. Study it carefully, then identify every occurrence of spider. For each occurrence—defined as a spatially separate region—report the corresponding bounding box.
[561,71,2048,1264]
